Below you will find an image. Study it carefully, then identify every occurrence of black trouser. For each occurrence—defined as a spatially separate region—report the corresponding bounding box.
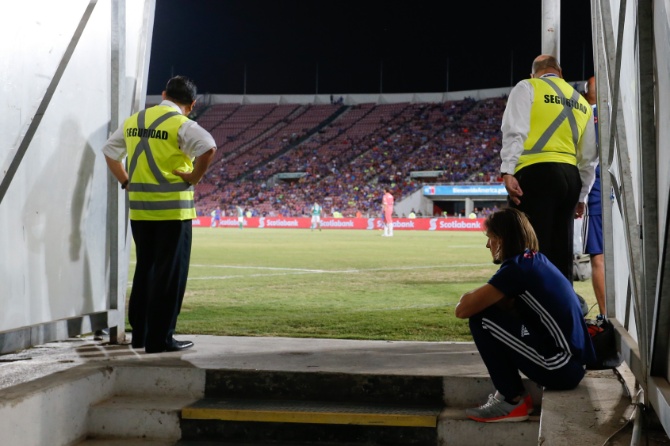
[129,220,192,351]
[470,307,585,399]
[510,162,581,282]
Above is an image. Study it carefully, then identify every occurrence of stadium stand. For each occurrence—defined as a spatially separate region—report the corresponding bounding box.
[194,96,507,217]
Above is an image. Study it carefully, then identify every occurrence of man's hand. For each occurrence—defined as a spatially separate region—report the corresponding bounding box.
[575,202,586,219]
[172,169,197,185]
[172,147,216,186]
[503,174,523,205]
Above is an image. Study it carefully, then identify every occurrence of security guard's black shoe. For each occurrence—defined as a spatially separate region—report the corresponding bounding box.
[145,339,194,353]
[165,340,194,352]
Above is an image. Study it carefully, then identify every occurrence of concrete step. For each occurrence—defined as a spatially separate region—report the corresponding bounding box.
[181,396,441,444]
[112,365,205,399]
[439,408,540,446]
[539,368,670,445]
[75,366,206,445]
[183,397,442,426]
[188,369,544,446]
[88,395,199,440]
[179,398,540,446]
[204,369,445,404]
[181,419,437,445]
[203,369,543,411]
[79,367,545,446]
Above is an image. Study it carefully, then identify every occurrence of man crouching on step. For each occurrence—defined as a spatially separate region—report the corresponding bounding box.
[455,208,595,422]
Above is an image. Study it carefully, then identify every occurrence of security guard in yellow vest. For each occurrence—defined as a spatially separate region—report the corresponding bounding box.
[103,76,216,353]
[500,55,597,282]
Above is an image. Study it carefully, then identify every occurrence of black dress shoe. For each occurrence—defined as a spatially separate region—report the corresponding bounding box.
[165,340,194,352]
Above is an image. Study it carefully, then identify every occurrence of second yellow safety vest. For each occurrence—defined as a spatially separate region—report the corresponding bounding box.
[515,77,592,173]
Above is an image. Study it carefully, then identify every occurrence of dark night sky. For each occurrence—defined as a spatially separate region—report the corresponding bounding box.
[147,0,594,96]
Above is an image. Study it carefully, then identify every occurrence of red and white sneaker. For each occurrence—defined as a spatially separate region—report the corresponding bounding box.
[465,394,529,423]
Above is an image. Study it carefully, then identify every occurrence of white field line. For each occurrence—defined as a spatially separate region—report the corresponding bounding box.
[186,263,492,281]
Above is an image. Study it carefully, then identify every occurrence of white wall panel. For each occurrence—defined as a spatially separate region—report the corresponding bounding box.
[599,0,670,434]
[0,1,152,335]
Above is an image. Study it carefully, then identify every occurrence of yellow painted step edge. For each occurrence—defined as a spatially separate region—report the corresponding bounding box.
[182,407,437,428]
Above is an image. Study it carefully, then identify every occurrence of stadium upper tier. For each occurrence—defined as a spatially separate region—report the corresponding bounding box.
[189,96,508,218]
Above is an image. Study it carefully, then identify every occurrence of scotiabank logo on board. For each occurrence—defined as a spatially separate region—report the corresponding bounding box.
[219,218,241,226]
[266,219,300,227]
[393,220,415,229]
[322,219,355,228]
[437,219,482,230]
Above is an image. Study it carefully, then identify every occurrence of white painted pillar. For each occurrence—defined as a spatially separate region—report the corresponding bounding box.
[542,0,561,60]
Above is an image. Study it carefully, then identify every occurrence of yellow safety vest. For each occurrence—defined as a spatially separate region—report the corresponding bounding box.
[124,105,195,220]
[515,77,592,173]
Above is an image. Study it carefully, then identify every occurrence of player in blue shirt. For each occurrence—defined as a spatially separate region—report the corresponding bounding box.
[456,208,595,423]
[582,76,606,319]
[211,206,221,228]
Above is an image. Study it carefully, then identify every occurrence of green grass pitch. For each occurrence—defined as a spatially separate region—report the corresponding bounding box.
[127,227,597,342]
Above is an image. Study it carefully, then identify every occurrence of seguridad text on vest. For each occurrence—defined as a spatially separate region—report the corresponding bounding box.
[125,128,169,140]
[543,94,589,114]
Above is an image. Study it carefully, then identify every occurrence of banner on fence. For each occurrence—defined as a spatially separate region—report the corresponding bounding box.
[193,217,485,231]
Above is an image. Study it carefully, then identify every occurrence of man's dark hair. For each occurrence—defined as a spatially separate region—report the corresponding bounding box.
[531,56,562,75]
[165,75,197,105]
[484,208,539,262]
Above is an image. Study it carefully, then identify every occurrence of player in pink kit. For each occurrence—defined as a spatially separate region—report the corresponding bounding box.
[382,188,394,237]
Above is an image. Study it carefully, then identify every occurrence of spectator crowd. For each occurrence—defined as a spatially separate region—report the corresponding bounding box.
[193,96,508,218]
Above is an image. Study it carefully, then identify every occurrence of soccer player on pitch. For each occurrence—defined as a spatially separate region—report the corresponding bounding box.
[310,202,322,231]
[382,188,394,237]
